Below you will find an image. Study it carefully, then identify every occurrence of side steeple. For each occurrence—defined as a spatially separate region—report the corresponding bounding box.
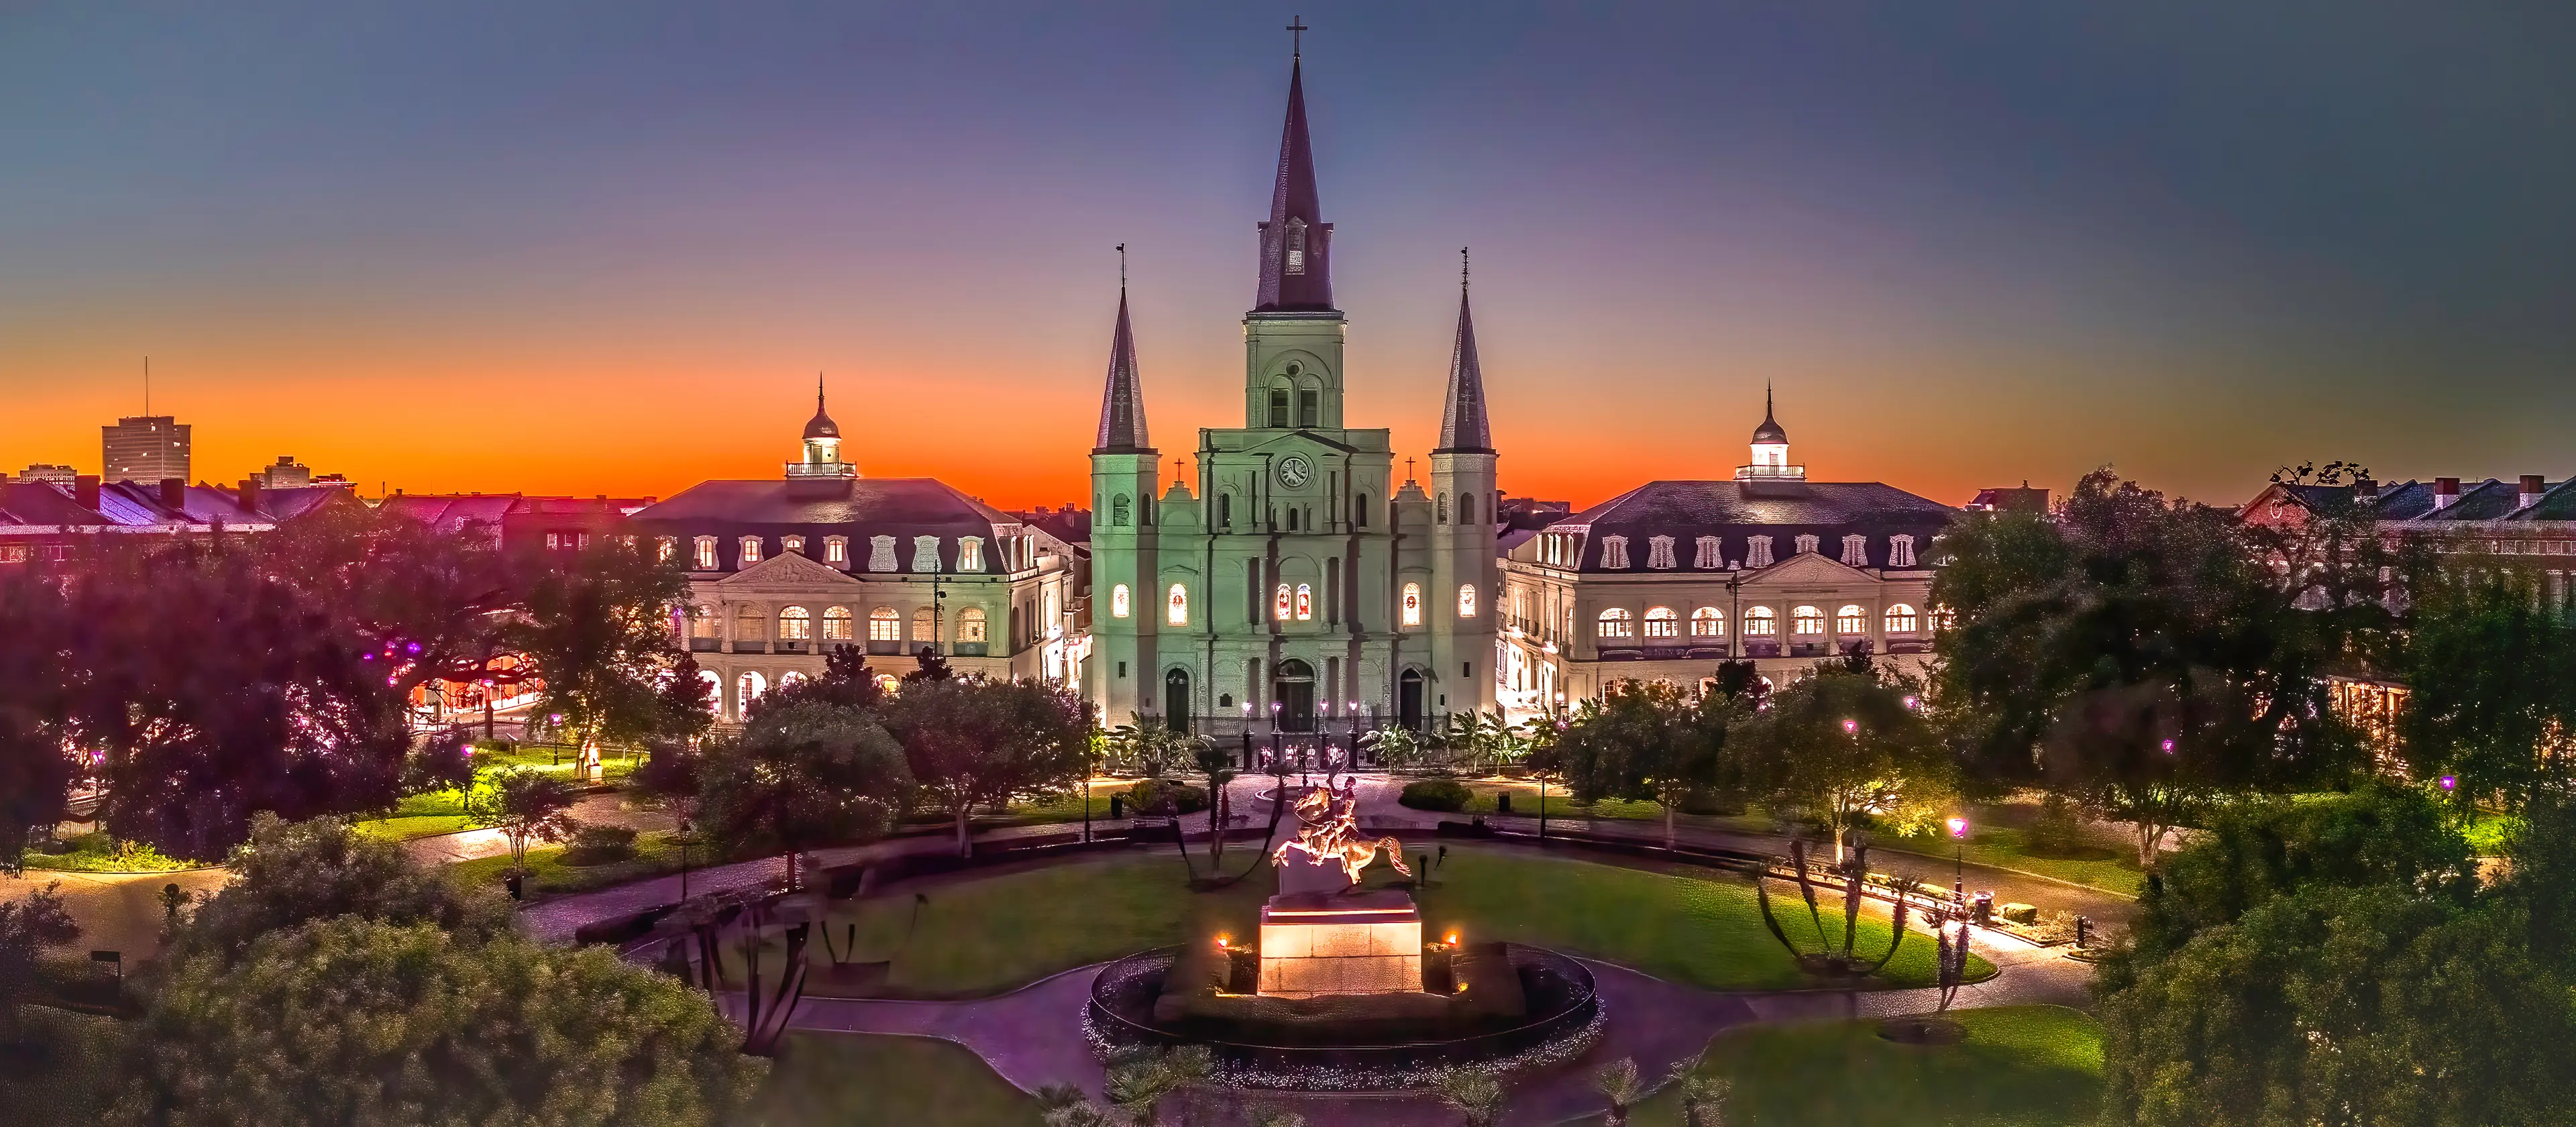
[1252,48,1334,313]
[1093,251,1153,455]
[1433,248,1493,454]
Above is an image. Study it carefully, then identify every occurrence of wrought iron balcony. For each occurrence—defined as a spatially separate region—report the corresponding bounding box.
[784,460,858,479]
[1733,464,1807,482]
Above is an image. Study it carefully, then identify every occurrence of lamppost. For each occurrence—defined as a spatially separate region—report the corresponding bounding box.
[678,818,694,902]
[1946,816,1968,900]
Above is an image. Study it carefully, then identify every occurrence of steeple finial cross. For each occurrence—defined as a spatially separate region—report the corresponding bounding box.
[1461,246,1470,292]
[1405,456,1417,484]
[1287,15,1308,56]
[1117,243,1126,290]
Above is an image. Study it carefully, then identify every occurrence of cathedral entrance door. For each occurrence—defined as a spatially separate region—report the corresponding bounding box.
[1273,659,1316,732]
[1163,669,1191,733]
[1399,669,1425,731]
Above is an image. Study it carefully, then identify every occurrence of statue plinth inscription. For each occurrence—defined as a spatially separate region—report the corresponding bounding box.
[1256,782,1422,998]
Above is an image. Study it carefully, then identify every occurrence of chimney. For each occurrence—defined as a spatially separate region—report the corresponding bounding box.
[74,474,100,513]
[158,477,186,510]
[2434,477,2460,509]
[239,478,263,515]
[2520,474,2546,509]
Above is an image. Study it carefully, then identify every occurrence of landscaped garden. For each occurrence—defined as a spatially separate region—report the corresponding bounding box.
[751,1033,1044,1127]
[1620,1004,2104,1126]
[728,844,1986,999]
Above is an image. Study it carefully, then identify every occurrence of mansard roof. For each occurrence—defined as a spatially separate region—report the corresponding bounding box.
[1548,479,1955,573]
[633,478,1016,534]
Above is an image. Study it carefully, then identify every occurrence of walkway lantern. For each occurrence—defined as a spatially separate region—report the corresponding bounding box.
[1946,816,1969,896]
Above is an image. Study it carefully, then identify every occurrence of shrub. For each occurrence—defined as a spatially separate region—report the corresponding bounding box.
[1127,778,1208,816]
[1399,778,1472,812]
[561,824,638,866]
[2024,794,2090,855]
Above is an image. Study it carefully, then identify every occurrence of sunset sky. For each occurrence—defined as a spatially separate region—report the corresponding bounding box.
[3,3,2570,512]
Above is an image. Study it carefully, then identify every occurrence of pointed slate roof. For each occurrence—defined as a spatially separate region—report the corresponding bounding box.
[1252,55,1334,313]
[1092,288,1153,453]
[1434,284,1493,453]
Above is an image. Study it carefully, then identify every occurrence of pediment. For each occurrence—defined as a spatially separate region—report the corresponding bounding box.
[716,551,868,592]
[1238,430,1359,455]
[1736,550,1872,588]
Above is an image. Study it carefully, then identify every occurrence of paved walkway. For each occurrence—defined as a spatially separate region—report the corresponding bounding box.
[399,792,670,866]
[0,866,231,962]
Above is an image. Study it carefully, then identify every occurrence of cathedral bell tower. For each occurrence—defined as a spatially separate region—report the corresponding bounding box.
[1426,250,1500,720]
[1087,268,1161,727]
[1243,50,1346,435]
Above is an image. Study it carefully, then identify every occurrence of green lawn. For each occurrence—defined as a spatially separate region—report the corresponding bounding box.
[1884,824,2144,898]
[17,832,200,873]
[739,844,1983,999]
[447,830,692,898]
[1620,1005,2104,1126]
[0,1008,125,1125]
[749,1034,1042,1127]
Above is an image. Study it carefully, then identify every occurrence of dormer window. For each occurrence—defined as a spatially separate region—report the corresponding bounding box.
[1889,535,1917,568]
[1284,217,1307,275]
[693,537,718,570]
[957,536,985,572]
[1599,535,1631,570]
[782,535,805,556]
[1646,536,1677,570]
[1794,534,1820,555]
[738,537,763,566]
[1841,535,1868,567]
[824,536,848,566]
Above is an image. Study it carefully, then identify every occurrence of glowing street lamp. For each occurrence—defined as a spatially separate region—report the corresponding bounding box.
[1841,718,1858,735]
[1947,816,1970,896]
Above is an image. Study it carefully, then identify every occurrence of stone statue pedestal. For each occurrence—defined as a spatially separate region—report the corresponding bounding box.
[1256,889,1423,998]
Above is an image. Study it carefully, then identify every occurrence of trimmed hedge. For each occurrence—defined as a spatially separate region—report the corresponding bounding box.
[1399,777,1473,812]
[1126,778,1209,815]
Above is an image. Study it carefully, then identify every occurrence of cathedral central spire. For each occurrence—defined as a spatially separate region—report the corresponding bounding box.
[1093,255,1152,455]
[1252,47,1334,313]
[1434,248,1493,453]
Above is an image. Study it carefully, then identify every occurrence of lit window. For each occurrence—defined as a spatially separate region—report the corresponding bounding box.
[1167,584,1189,627]
[1646,536,1676,570]
[1884,603,1919,634]
[1841,535,1868,567]
[1690,606,1724,637]
[1458,584,1478,619]
[1745,536,1775,568]
[1744,606,1776,636]
[1275,584,1293,622]
[1693,536,1721,569]
[1835,604,1866,634]
[545,532,560,551]
[1889,535,1917,568]
[822,606,853,640]
[824,536,848,565]
[1112,584,1132,619]
[739,537,763,565]
[1401,583,1423,627]
[958,536,985,572]
[783,535,806,555]
[1644,606,1678,638]
[959,606,987,642]
[736,606,763,639]
[1599,535,1631,569]
[655,537,676,562]
[576,533,591,550]
[1596,608,1634,639]
[1933,604,1956,631]
[868,606,901,641]
[689,605,718,639]
[694,537,718,570]
[1295,584,1313,621]
[913,608,936,643]
[1792,606,1825,636]
[779,606,812,640]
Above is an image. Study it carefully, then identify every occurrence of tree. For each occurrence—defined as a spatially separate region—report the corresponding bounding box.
[902,648,955,683]
[0,882,78,1044]
[1432,1067,1507,1127]
[755,643,884,714]
[2396,557,2576,808]
[655,651,717,746]
[1739,663,1949,859]
[1933,470,2367,864]
[252,503,531,704]
[2099,884,2576,1127]
[697,702,909,889]
[1593,1057,1643,1126]
[169,813,512,966]
[1358,723,1421,769]
[511,538,690,778]
[470,767,580,880]
[1668,1065,1731,1127]
[879,679,1091,857]
[111,918,765,1127]
[0,571,71,876]
[1551,680,1740,848]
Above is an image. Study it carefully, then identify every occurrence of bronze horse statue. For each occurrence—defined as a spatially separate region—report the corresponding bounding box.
[1271,783,1412,885]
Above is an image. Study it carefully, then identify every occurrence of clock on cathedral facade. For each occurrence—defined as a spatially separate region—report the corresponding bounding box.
[1083,48,1501,737]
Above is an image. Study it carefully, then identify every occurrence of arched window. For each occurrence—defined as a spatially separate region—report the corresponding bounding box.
[868,606,900,641]
[1690,606,1724,637]
[912,607,936,643]
[1596,608,1635,639]
[1275,584,1293,622]
[737,671,767,708]
[1111,584,1132,619]
[735,605,763,639]
[1354,494,1368,527]
[1111,494,1131,527]
[1743,606,1776,637]
[738,536,763,565]
[693,537,718,570]
[1287,508,1299,531]
[1218,493,1232,528]
[1884,603,1919,634]
[1835,604,1867,634]
[1792,605,1825,636]
[776,671,806,691]
[822,606,853,640]
[1295,584,1314,621]
[1643,606,1678,637]
[778,606,812,641]
[959,606,987,643]
[1457,584,1478,619]
[689,605,718,639]
[782,535,805,555]
[1167,584,1189,626]
[1401,582,1423,627]
[1459,493,1476,525]
[1437,493,1450,523]
[1933,604,1956,631]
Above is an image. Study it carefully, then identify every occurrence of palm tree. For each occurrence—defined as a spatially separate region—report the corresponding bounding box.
[1668,1064,1732,1127]
[1594,1057,1644,1125]
[1434,1069,1507,1127]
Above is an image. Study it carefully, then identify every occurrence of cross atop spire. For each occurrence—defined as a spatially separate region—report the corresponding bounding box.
[1093,271,1154,455]
[1251,47,1334,313]
[1287,14,1307,56]
[1433,250,1493,454]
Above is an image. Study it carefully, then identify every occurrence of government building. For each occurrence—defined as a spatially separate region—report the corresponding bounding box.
[1498,395,1957,714]
[1083,51,1501,738]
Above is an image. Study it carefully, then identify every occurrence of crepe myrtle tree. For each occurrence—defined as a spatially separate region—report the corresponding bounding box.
[1741,661,1949,861]
[510,537,691,779]
[880,678,1091,858]
[468,767,579,881]
[697,701,910,890]
[1550,679,1746,849]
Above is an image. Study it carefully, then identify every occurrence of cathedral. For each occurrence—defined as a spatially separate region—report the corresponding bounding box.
[1083,51,1501,737]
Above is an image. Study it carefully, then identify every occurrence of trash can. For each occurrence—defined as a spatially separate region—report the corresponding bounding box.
[1972,892,1994,927]
[1108,794,1124,820]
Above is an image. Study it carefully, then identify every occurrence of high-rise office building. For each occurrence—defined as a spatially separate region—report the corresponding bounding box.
[102,416,190,484]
